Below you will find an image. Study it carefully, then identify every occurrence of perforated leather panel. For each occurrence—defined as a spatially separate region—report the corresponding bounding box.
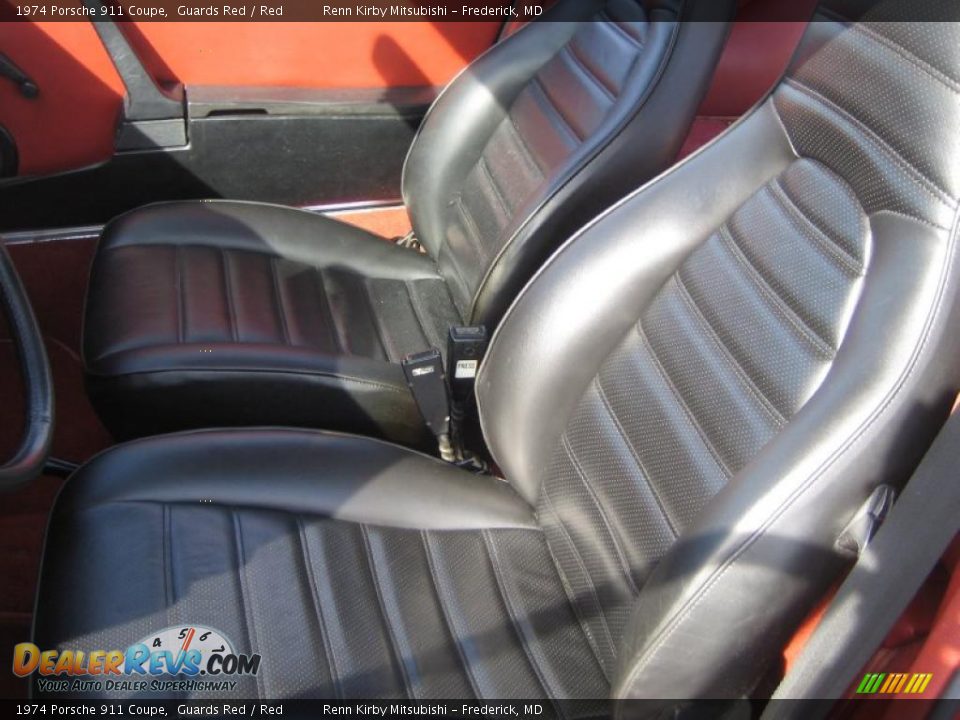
[538,156,871,674]
[49,500,609,703]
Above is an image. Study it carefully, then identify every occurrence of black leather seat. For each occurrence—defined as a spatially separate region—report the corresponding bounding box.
[82,0,734,445]
[37,0,960,703]
[84,205,463,447]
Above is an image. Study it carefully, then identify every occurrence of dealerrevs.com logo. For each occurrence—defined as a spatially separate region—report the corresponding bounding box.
[12,625,262,694]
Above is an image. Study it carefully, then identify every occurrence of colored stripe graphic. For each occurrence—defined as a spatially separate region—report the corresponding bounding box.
[879,674,896,693]
[856,672,933,694]
[893,673,908,693]
[856,673,883,693]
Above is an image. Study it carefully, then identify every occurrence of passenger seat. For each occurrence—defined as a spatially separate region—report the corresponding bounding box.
[81,0,735,446]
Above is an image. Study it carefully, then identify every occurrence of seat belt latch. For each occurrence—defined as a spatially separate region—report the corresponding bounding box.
[445,326,490,472]
[836,484,897,557]
[401,349,455,462]
[447,326,489,407]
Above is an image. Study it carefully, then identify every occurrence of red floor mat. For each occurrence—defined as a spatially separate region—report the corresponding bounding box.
[0,236,111,462]
[0,237,112,698]
[0,338,112,463]
[4,238,97,352]
[0,474,62,699]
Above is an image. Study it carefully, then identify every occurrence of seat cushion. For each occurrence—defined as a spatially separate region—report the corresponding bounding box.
[33,429,609,702]
[83,201,463,446]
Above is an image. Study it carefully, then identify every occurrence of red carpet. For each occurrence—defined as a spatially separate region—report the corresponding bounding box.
[0,237,113,698]
[0,338,112,463]
[0,475,62,698]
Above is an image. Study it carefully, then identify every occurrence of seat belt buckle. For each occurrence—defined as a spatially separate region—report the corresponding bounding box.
[401,349,455,461]
[447,325,489,406]
[444,326,490,473]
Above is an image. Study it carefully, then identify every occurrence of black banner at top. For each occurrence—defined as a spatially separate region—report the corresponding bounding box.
[1,699,959,718]
[6,1,550,22]
[1,0,957,23]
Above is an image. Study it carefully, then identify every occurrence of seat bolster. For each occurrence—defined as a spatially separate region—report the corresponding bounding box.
[99,200,441,281]
[56,429,535,531]
[84,348,433,447]
[85,341,410,388]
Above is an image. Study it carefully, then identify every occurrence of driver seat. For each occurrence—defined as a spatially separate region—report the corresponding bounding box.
[34,0,960,702]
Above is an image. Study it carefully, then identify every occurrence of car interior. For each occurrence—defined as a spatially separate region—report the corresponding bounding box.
[1,0,959,715]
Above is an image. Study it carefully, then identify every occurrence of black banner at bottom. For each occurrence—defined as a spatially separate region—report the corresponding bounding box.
[3,699,959,719]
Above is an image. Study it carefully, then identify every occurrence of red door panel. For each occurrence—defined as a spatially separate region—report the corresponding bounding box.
[126,22,500,89]
[0,19,125,176]
[0,15,500,178]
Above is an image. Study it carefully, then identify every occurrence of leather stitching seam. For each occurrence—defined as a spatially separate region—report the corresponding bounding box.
[359,525,416,699]
[269,257,292,347]
[852,24,960,94]
[296,516,343,699]
[539,489,618,665]
[717,226,836,358]
[561,433,642,596]
[636,326,735,479]
[563,44,617,102]
[220,249,239,343]
[481,530,560,705]
[174,246,184,344]
[504,114,548,178]
[477,155,513,221]
[673,273,788,426]
[531,76,585,144]
[598,12,644,48]
[593,378,680,539]
[231,510,264,699]
[314,268,345,354]
[419,530,483,698]
[768,180,863,277]
[454,194,492,265]
[783,79,954,207]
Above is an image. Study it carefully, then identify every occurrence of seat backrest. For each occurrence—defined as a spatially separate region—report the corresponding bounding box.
[478,0,960,699]
[402,0,735,326]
